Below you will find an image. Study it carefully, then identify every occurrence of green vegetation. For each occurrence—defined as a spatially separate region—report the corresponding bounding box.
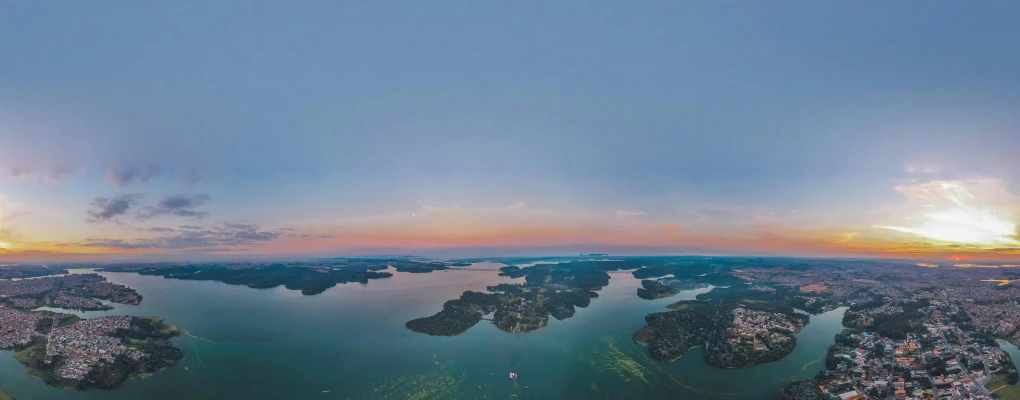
[405,291,502,336]
[13,339,53,383]
[632,303,732,363]
[988,372,1020,400]
[497,265,527,278]
[593,337,650,384]
[392,262,449,274]
[635,282,810,368]
[636,279,677,300]
[841,299,929,340]
[407,260,615,336]
[118,317,182,340]
[352,361,466,400]
[12,317,183,390]
[776,380,828,400]
[109,264,393,295]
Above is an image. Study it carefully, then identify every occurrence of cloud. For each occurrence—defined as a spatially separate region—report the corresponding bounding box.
[136,194,211,219]
[146,227,176,233]
[831,231,860,244]
[85,194,143,223]
[180,170,204,185]
[614,209,645,216]
[222,223,283,241]
[82,222,286,251]
[316,235,334,239]
[105,166,163,187]
[904,165,940,175]
[6,165,77,183]
[159,194,210,209]
[877,180,1019,246]
[0,211,29,225]
[418,202,462,221]
[502,202,527,210]
[659,225,684,233]
[688,204,787,223]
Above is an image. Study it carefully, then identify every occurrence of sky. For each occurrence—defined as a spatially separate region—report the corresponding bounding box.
[1,1,1020,262]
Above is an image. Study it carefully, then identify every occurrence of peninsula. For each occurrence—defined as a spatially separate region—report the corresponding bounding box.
[0,274,183,390]
[97,258,469,295]
[633,301,806,368]
[100,261,396,295]
[12,315,182,390]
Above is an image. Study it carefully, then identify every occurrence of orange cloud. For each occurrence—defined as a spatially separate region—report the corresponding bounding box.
[660,225,684,233]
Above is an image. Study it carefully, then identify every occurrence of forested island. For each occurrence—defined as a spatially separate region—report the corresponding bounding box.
[627,261,816,368]
[100,262,394,295]
[96,258,487,295]
[405,260,631,336]
[633,301,807,368]
[636,279,677,300]
[635,277,710,300]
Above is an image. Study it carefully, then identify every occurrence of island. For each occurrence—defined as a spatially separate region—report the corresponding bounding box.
[391,261,449,274]
[633,301,806,368]
[628,263,818,368]
[635,277,709,300]
[100,261,397,295]
[405,260,631,336]
[636,279,678,300]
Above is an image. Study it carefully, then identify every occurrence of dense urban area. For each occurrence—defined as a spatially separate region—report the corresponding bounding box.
[0,270,181,391]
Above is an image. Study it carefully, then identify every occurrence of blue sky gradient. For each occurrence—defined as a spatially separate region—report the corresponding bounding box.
[1,1,1019,260]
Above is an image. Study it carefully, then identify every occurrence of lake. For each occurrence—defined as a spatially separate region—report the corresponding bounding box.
[0,264,846,399]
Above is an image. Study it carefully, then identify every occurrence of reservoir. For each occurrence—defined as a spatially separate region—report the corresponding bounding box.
[0,265,847,399]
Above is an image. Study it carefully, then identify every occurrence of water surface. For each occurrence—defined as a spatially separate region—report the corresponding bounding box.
[0,264,846,399]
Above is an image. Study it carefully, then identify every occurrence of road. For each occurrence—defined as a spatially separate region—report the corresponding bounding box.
[934,319,992,398]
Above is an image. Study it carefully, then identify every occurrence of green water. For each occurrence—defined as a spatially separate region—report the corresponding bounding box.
[0,265,846,399]
[998,339,1020,371]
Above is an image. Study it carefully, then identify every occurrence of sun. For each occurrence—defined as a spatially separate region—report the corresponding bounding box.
[878,181,1020,247]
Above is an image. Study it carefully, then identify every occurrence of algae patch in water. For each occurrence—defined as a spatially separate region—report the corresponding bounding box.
[590,337,650,384]
[354,361,468,400]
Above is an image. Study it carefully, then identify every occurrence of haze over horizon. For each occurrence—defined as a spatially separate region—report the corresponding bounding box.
[3,1,1020,262]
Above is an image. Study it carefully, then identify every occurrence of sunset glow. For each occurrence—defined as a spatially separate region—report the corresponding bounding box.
[1,3,1018,263]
